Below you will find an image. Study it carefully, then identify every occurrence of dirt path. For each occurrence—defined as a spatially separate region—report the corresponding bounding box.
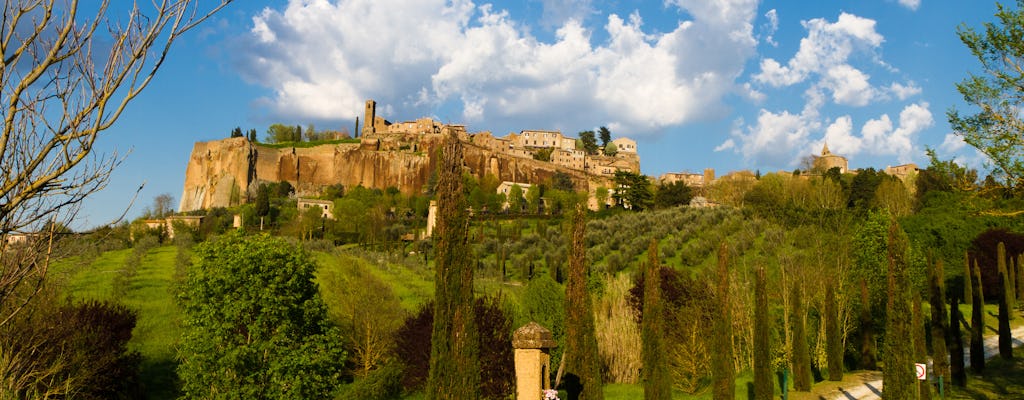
[821,326,1024,400]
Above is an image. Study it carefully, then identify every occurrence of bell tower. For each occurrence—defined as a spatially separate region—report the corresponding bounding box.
[363,99,376,136]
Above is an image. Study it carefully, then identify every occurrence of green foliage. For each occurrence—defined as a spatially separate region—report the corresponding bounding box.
[789,283,812,392]
[654,181,693,209]
[337,362,404,400]
[883,221,917,400]
[521,275,566,364]
[393,297,514,400]
[266,123,302,143]
[998,242,1014,360]
[969,228,1024,301]
[578,130,599,155]
[950,290,967,386]
[711,243,734,399]
[641,241,671,400]
[177,232,345,399]
[929,257,951,384]
[507,184,525,213]
[603,141,618,156]
[824,280,843,382]
[612,171,653,211]
[426,133,479,400]
[552,171,575,192]
[851,210,891,319]
[970,260,987,372]
[753,267,773,399]
[230,126,243,138]
[598,126,612,148]
[948,1,1024,188]
[533,147,553,161]
[563,207,604,400]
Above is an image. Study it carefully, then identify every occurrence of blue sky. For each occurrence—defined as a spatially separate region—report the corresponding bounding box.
[82,0,1004,228]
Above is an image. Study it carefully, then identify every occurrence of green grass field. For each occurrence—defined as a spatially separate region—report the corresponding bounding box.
[52,242,1024,400]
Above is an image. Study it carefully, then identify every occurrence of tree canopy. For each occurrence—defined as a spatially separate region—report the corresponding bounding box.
[177,232,344,398]
[949,1,1024,188]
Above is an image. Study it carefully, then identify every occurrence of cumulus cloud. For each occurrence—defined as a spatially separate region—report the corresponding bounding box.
[752,12,884,99]
[724,102,933,166]
[898,0,921,11]
[887,81,922,100]
[232,0,761,136]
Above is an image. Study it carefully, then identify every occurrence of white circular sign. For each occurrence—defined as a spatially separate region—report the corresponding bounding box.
[915,363,927,380]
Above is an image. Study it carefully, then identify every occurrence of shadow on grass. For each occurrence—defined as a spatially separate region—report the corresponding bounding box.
[947,346,1024,399]
[139,356,180,400]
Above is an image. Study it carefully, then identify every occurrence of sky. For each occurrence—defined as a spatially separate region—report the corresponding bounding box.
[80,0,1006,229]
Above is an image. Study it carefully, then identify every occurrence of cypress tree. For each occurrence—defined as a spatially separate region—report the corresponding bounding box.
[825,280,843,382]
[1017,254,1024,311]
[753,266,773,400]
[964,252,973,308]
[970,260,985,373]
[912,294,931,400]
[882,221,915,400]
[1000,242,1016,311]
[790,283,812,392]
[928,258,950,385]
[858,279,877,370]
[999,242,1013,360]
[642,240,670,400]
[426,132,479,400]
[563,205,603,400]
[949,291,967,387]
[711,243,734,400]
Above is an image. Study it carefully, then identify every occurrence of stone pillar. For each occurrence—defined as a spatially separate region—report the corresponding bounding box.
[513,322,557,400]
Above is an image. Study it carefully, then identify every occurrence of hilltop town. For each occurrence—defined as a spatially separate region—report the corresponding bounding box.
[179,99,641,213]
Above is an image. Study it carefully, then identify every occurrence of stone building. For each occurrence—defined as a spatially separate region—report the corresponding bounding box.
[610,137,637,153]
[297,198,334,219]
[659,168,715,188]
[813,142,848,173]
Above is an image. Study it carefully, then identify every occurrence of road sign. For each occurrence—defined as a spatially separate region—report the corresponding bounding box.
[915,363,927,380]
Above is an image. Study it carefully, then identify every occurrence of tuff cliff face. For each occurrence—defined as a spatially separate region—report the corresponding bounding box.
[178,136,597,212]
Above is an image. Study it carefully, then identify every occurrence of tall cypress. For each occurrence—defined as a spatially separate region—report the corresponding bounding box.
[998,242,1013,360]
[642,240,670,400]
[928,258,949,385]
[970,260,985,373]
[949,291,967,386]
[564,205,603,400]
[964,252,973,308]
[711,243,734,399]
[1017,254,1024,311]
[1000,242,1016,310]
[858,279,877,370]
[912,294,931,400]
[753,266,773,400]
[426,132,479,400]
[825,280,843,382]
[882,221,915,400]
[790,283,812,391]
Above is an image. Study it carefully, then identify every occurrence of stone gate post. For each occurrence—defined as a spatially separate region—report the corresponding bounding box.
[513,322,557,400]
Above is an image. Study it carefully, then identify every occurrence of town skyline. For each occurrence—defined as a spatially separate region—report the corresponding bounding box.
[79,0,1001,229]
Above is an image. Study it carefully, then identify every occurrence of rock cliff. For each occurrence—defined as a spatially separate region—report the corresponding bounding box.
[178,136,599,212]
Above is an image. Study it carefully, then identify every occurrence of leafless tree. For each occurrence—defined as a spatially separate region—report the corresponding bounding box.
[0,0,233,328]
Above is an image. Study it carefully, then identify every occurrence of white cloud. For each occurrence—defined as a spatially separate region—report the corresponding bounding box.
[752,13,883,92]
[726,102,933,166]
[898,0,921,11]
[233,0,761,137]
[822,65,874,106]
[887,81,922,100]
[940,132,967,153]
[726,108,820,166]
[762,9,779,46]
[538,0,596,29]
[820,116,861,155]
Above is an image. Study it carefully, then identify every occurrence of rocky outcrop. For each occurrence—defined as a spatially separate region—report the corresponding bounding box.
[178,136,602,212]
